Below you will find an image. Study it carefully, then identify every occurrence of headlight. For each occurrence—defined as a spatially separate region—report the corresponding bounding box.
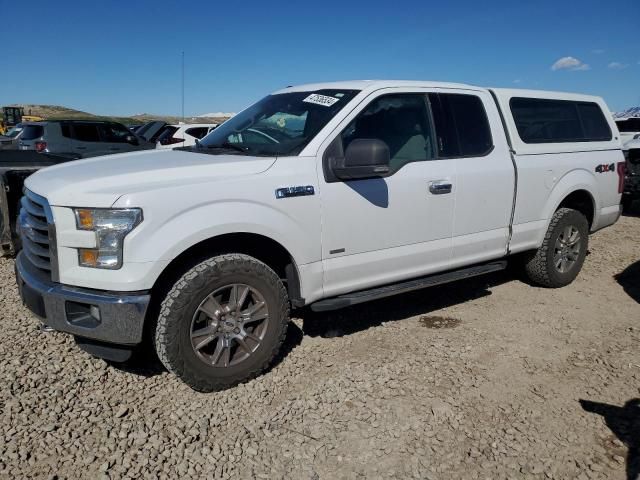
[73,208,142,269]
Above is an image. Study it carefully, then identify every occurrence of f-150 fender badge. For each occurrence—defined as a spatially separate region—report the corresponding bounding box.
[275,186,315,199]
[595,163,615,173]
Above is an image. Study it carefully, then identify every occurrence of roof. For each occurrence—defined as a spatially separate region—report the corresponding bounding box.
[490,87,605,103]
[273,81,607,105]
[272,80,483,95]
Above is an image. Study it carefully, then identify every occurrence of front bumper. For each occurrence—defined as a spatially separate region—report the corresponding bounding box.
[15,251,150,346]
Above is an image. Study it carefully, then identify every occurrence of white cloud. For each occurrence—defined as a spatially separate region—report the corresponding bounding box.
[592,49,605,54]
[608,62,628,70]
[513,79,522,84]
[551,56,590,71]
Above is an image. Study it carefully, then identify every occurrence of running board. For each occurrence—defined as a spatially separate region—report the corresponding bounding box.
[310,260,507,312]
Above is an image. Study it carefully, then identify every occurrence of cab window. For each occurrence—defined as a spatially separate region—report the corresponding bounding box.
[341,94,434,172]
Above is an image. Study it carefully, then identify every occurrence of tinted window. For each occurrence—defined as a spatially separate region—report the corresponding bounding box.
[60,122,72,138]
[341,94,434,171]
[510,98,612,143]
[578,104,613,141]
[73,123,100,142]
[98,123,132,143]
[21,125,44,141]
[185,127,208,139]
[616,118,640,132]
[429,93,493,157]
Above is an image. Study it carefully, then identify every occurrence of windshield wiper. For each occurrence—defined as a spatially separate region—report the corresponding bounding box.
[205,141,250,154]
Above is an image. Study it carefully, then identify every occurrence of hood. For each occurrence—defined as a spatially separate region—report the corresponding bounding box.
[26,149,276,207]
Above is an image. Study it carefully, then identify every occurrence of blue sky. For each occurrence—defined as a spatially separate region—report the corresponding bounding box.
[1,0,638,115]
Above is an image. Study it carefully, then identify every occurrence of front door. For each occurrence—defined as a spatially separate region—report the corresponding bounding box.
[317,90,457,297]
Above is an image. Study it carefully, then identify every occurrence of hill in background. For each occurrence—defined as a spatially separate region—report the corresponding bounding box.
[614,106,640,119]
[13,104,230,125]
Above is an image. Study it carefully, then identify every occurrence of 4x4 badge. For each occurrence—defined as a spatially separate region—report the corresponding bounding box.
[595,163,615,173]
[275,186,315,199]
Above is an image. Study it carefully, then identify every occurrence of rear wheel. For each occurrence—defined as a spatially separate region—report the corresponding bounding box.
[524,208,589,288]
[154,254,290,392]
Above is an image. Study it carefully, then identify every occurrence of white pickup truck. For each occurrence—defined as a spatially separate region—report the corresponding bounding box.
[15,81,624,391]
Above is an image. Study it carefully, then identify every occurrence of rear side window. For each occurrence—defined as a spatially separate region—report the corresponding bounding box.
[60,123,72,138]
[510,98,612,143]
[428,93,493,157]
[21,125,44,141]
[616,118,640,132]
[185,127,208,139]
[73,123,100,142]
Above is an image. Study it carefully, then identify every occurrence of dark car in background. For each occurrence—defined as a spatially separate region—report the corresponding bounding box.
[622,139,640,211]
[18,120,155,158]
[0,151,77,255]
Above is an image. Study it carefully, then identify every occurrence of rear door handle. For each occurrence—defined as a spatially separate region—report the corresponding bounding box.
[429,180,453,195]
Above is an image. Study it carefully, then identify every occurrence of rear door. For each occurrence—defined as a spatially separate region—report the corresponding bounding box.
[428,90,515,267]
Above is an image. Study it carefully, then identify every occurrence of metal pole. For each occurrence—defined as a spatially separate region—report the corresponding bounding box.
[181,51,185,123]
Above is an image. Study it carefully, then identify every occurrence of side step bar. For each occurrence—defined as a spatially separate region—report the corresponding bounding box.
[310,260,507,312]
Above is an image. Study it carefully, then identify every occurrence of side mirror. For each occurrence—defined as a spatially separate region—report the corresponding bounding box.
[332,138,390,181]
[126,135,139,146]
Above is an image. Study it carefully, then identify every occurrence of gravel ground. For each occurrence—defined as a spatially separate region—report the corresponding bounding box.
[1,213,639,480]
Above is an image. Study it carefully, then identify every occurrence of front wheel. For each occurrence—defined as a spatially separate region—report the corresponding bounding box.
[523,208,589,288]
[154,254,290,392]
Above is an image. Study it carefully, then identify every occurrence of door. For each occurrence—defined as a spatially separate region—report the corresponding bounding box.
[70,122,107,157]
[427,91,514,267]
[98,122,138,154]
[318,90,457,297]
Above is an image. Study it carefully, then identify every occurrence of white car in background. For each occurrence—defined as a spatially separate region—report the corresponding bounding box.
[614,117,640,146]
[156,123,217,149]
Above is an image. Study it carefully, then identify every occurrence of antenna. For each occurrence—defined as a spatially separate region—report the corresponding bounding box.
[181,51,185,123]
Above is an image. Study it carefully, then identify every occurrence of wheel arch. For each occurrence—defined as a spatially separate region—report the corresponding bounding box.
[149,232,303,308]
[543,170,599,232]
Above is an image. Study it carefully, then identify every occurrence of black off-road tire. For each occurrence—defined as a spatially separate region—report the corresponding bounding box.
[523,208,589,288]
[154,254,290,392]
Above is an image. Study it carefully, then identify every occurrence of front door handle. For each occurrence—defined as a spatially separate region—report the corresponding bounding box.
[429,180,453,195]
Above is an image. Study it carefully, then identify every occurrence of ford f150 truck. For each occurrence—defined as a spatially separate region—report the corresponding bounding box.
[14,81,624,391]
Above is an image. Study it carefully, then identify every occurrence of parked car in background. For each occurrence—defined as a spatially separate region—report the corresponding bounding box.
[0,123,25,150]
[136,122,217,149]
[18,120,155,158]
[0,151,77,255]
[622,138,640,210]
[14,81,623,392]
[615,117,640,146]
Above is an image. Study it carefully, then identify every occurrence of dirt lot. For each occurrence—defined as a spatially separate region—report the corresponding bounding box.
[1,213,639,480]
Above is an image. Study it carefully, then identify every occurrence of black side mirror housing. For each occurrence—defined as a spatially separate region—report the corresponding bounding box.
[126,135,139,146]
[332,138,390,181]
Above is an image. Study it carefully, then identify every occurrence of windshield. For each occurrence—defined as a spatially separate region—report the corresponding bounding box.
[198,89,359,156]
[5,124,23,138]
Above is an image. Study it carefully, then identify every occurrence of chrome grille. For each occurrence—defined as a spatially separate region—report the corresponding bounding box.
[18,190,58,280]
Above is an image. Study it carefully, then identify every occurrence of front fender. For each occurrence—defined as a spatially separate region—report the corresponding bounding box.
[121,199,319,269]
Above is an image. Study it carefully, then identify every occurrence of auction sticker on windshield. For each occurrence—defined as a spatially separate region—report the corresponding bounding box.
[303,94,340,107]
